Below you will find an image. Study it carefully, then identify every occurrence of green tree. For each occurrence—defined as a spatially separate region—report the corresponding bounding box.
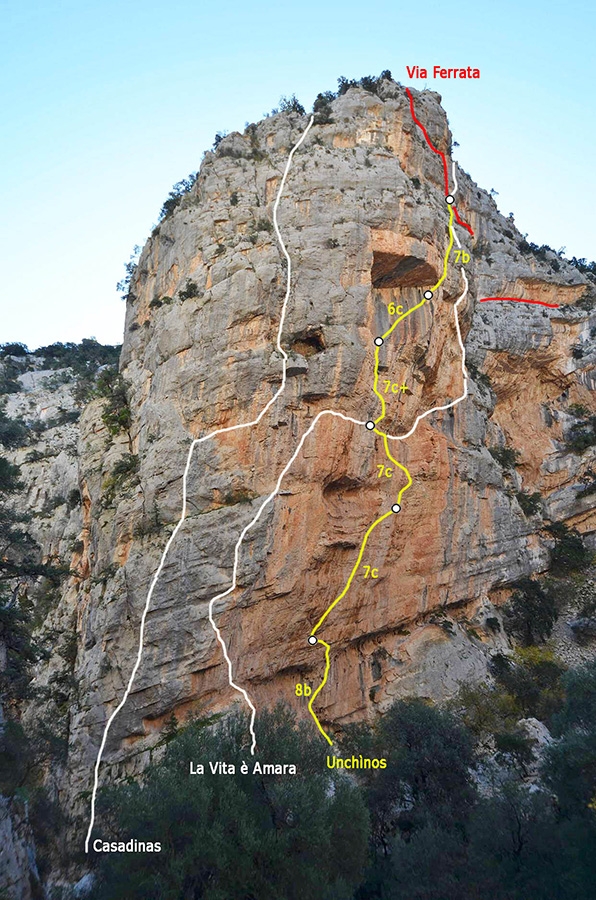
[0,408,29,448]
[490,647,566,723]
[95,368,132,441]
[545,660,596,816]
[547,522,592,573]
[503,577,558,646]
[92,706,369,900]
[343,699,477,853]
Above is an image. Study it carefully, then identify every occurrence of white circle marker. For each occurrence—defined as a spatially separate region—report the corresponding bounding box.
[308,635,317,645]
[446,194,454,204]
[391,503,401,514]
[423,290,433,300]
[365,421,375,431]
[374,337,384,346]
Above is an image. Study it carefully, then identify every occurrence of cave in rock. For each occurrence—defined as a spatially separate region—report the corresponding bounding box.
[371,251,437,288]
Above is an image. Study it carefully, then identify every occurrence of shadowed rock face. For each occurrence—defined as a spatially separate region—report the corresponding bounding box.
[371,251,437,288]
[12,79,595,822]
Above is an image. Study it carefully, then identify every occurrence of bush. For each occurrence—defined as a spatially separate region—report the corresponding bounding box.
[313,91,335,124]
[544,660,596,817]
[569,403,590,417]
[178,280,199,301]
[244,123,266,161]
[158,173,198,222]
[279,94,305,115]
[0,592,39,701]
[503,578,558,646]
[32,339,121,375]
[467,361,492,391]
[566,414,596,453]
[102,454,140,506]
[337,72,391,97]
[0,342,29,358]
[311,71,393,125]
[92,706,369,900]
[577,289,596,311]
[96,368,132,438]
[577,477,596,499]
[518,239,555,261]
[0,409,29,448]
[568,257,596,277]
[489,444,520,469]
[66,488,81,509]
[490,647,566,723]
[0,456,23,493]
[547,522,592,573]
[341,698,476,848]
[115,245,141,299]
[0,357,23,394]
[256,216,273,233]
[515,490,542,516]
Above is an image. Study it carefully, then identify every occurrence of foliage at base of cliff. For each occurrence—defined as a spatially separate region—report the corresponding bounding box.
[89,662,596,900]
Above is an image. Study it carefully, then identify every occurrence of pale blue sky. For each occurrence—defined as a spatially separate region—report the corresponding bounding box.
[1,0,593,349]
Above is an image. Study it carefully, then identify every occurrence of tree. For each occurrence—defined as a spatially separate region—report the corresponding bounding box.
[504,577,558,646]
[545,660,596,816]
[0,408,29,449]
[342,699,477,853]
[92,706,369,899]
[95,368,132,442]
[490,648,566,723]
[547,522,592,573]
[279,94,305,115]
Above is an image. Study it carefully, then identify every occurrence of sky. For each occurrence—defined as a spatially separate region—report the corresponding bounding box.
[1,0,594,350]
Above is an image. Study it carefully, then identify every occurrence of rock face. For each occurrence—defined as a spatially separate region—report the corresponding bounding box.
[0,796,42,900]
[7,79,596,844]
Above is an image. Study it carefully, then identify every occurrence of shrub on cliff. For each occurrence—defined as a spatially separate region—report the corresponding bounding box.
[95,368,132,440]
[32,339,121,375]
[503,577,558,646]
[101,453,140,506]
[515,489,542,517]
[0,358,25,394]
[158,173,198,222]
[489,444,520,470]
[178,279,199,301]
[566,413,596,453]
[0,408,29,448]
[279,94,305,115]
[116,245,141,300]
[313,91,335,124]
[547,522,592,573]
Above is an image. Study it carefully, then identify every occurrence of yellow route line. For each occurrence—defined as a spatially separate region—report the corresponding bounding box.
[374,206,455,424]
[377,430,413,505]
[372,345,386,421]
[308,639,333,745]
[311,510,394,636]
[307,206,455,745]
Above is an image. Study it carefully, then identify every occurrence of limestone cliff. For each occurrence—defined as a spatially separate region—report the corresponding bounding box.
[3,76,596,871]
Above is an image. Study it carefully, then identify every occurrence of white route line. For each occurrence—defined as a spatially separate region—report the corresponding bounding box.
[84,116,314,854]
[451,159,459,197]
[85,125,472,852]
[207,407,366,755]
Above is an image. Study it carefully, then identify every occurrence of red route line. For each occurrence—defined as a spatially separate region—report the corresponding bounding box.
[405,87,474,237]
[480,296,559,309]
